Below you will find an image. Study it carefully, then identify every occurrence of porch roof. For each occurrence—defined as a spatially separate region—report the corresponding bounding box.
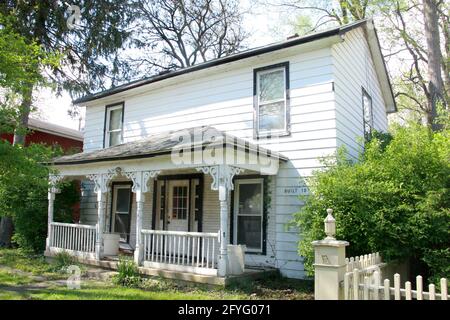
[50,126,288,165]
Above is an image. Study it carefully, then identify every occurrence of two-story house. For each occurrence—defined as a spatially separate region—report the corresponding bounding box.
[45,19,396,282]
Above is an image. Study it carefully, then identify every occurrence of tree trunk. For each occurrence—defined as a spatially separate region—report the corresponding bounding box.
[423,0,445,131]
[0,217,14,247]
[0,87,33,247]
[12,88,33,145]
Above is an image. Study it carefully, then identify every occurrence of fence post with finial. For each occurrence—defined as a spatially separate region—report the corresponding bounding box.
[312,208,349,300]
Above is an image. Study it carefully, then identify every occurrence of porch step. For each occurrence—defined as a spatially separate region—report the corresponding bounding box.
[119,242,134,255]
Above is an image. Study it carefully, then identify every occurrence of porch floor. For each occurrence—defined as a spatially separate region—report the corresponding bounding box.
[44,251,277,286]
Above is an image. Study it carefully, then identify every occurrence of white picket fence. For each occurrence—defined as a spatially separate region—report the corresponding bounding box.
[345,252,383,272]
[344,269,448,300]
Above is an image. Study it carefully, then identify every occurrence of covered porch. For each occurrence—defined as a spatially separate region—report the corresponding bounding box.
[44,126,286,280]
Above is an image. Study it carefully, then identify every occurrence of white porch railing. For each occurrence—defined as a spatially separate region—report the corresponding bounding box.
[141,229,219,276]
[50,222,97,256]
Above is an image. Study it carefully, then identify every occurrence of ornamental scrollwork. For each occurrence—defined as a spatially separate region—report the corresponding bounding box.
[123,170,161,193]
[196,165,244,190]
[49,174,64,193]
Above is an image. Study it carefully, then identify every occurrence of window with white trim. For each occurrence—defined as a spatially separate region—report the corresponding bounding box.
[234,179,264,253]
[105,104,123,147]
[255,64,289,136]
[362,88,373,140]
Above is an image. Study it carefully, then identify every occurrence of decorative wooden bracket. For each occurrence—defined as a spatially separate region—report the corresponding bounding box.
[196,165,244,190]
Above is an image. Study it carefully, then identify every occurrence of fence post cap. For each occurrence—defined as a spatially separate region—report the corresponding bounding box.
[324,208,336,240]
[312,239,349,247]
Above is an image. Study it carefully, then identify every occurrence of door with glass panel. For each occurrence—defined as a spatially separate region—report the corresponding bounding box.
[233,179,264,253]
[111,184,132,243]
[167,180,190,232]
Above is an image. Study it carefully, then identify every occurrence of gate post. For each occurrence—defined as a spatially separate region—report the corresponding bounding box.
[312,209,349,300]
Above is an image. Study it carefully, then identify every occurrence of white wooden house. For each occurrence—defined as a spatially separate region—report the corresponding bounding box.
[45,19,396,281]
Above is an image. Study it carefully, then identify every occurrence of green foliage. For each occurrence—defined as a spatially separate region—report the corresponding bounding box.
[0,13,59,94]
[52,251,77,273]
[112,256,142,287]
[0,141,79,252]
[293,124,450,283]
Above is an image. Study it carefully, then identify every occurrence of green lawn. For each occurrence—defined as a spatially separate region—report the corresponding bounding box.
[0,249,313,300]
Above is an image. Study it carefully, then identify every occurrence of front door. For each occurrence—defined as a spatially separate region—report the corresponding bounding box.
[111,184,132,243]
[167,180,190,231]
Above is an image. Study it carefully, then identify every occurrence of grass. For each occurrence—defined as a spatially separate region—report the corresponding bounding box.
[0,248,314,300]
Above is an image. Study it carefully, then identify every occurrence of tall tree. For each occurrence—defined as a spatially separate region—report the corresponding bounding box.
[423,0,446,130]
[0,0,136,246]
[131,0,247,73]
[274,0,449,127]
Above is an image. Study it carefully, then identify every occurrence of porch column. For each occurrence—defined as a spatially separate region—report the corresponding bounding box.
[218,177,230,277]
[196,165,243,277]
[124,170,160,265]
[46,174,63,251]
[87,172,116,260]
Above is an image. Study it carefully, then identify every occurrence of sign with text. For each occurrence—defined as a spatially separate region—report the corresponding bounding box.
[281,186,309,195]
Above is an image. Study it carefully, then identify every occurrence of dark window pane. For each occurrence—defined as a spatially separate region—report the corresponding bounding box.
[237,216,262,249]
[116,188,130,213]
[238,183,262,215]
[259,102,285,131]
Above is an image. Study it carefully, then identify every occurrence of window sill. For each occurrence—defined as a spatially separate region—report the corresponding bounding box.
[255,130,291,140]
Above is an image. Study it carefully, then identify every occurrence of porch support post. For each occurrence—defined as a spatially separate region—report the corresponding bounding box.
[46,174,63,252]
[124,170,160,265]
[196,165,243,277]
[96,191,106,260]
[218,176,229,277]
[87,171,117,260]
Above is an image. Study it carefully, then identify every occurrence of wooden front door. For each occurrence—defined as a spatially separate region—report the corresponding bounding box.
[167,180,190,232]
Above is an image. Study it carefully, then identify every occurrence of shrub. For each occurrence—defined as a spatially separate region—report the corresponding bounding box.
[0,141,79,252]
[112,256,141,287]
[293,124,450,283]
[52,251,76,273]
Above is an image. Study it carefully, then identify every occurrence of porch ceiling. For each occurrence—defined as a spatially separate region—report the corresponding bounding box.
[50,126,288,166]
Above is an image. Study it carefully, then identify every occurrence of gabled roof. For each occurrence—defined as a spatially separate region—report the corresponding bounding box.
[51,126,287,165]
[28,118,83,141]
[73,19,396,113]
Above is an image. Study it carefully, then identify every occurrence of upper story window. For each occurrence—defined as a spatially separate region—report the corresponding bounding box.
[362,88,373,140]
[104,103,124,147]
[254,62,290,137]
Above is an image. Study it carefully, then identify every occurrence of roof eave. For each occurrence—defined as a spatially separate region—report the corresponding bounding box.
[73,20,368,106]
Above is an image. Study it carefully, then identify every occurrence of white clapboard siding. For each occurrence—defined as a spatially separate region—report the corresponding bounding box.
[78,28,390,279]
[332,28,389,160]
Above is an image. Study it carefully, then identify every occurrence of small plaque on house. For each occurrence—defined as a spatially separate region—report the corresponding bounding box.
[282,186,309,195]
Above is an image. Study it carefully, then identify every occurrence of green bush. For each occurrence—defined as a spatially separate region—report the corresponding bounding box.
[0,141,79,252]
[293,124,450,283]
[52,251,76,272]
[112,256,141,287]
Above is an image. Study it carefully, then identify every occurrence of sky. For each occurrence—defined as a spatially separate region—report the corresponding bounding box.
[30,2,298,131]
